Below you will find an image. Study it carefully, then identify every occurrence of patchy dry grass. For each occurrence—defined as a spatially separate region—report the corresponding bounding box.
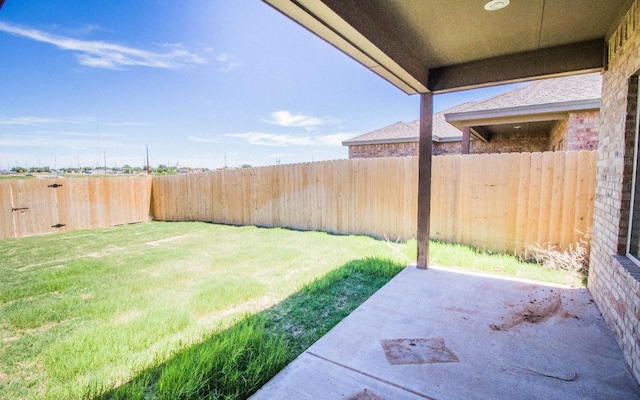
[0,221,580,399]
[0,222,410,400]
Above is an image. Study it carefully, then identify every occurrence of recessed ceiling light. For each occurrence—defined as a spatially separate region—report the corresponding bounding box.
[513,125,521,129]
[484,0,510,11]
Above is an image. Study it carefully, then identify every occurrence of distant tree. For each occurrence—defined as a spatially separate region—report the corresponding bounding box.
[123,164,133,174]
[28,167,49,173]
[241,164,252,169]
[11,166,26,173]
[156,164,180,175]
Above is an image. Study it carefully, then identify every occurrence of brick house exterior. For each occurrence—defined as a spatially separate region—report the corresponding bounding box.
[348,141,419,158]
[347,132,563,157]
[550,110,601,151]
[589,0,640,383]
[344,74,601,158]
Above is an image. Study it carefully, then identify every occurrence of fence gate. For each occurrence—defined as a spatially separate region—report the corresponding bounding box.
[2,179,68,238]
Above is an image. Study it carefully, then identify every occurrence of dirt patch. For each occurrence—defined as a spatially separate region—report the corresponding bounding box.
[490,291,563,331]
[114,310,142,324]
[445,306,476,315]
[197,296,275,326]
[146,234,196,247]
[381,337,458,365]
[345,389,385,400]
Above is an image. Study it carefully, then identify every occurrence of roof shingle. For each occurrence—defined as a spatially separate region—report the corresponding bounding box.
[343,73,602,146]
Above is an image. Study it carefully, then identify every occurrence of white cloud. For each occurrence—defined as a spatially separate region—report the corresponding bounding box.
[0,116,89,126]
[264,111,340,127]
[269,152,292,158]
[0,21,207,70]
[104,121,151,127]
[228,132,314,147]
[316,133,354,146]
[216,53,241,72]
[227,132,355,147]
[187,135,222,144]
[33,130,125,138]
[0,134,122,149]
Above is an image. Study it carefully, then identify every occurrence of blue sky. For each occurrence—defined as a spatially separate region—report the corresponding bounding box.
[0,1,519,170]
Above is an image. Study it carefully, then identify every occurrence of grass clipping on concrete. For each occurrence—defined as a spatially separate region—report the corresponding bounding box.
[0,221,580,400]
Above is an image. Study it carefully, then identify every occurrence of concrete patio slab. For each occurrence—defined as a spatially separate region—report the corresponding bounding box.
[251,265,640,399]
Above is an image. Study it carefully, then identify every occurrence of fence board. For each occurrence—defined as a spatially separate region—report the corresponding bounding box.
[515,152,531,254]
[149,151,597,256]
[3,152,598,258]
[0,176,152,239]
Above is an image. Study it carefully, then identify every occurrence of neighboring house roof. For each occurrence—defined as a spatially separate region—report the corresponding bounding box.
[341,120,420,146]
[446,73,602,127]
[343,73,602,147]
[342,103,472,146]
[456,73,602,112]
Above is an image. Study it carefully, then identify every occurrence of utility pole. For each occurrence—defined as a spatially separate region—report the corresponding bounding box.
[146,145,150,175]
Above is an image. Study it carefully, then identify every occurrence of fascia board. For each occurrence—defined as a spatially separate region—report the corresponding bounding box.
[342,137,419,146]
[265,0,428,94]
[445,98,601,124]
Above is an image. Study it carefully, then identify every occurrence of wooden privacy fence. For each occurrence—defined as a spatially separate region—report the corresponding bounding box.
[0,176,152,239]
[153,150,598,256]
[430,151,597,255]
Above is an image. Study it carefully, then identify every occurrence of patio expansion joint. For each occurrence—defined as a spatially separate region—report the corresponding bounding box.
[305,351,437,400]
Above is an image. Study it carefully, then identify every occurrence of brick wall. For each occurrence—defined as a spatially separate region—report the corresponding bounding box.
[350,131,549,158]
[348,142,418,158]
[433,141,461,155]
[349,113,598,159]
[589,0,640,383]
[470,130,549,154]
[550,119,569,150]
[567,111,600,151]
[549,111,600,151]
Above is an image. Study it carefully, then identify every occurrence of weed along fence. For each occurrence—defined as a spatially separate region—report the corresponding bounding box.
[430,151,597,256]
[0,151,596,254]
[152,150,598,256]
[0,176,152,239]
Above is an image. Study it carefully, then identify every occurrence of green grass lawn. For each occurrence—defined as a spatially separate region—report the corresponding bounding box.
[0,221,582,399]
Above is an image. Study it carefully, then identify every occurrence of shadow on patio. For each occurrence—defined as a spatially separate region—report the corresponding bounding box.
[251,265,640,399]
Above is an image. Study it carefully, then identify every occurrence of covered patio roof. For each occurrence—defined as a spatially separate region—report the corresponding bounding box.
[262,0,627,268]
[263,0,630,94]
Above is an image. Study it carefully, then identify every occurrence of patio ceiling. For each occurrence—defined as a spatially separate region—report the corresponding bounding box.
[263,0,632,94]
